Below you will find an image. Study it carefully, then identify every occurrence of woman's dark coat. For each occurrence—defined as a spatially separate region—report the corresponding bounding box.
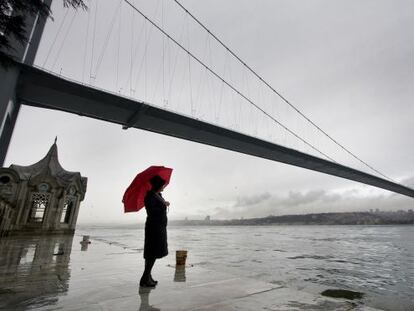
[143,190,168,259]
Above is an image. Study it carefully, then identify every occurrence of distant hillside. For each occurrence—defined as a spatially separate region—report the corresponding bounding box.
[170,211,414,226]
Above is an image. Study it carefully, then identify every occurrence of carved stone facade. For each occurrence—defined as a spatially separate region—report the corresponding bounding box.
[0,142,87,236]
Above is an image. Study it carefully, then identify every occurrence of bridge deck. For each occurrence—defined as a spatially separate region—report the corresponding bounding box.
[15,64,414,198]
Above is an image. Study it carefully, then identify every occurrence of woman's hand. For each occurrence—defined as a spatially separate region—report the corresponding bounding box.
[165,201,170,207]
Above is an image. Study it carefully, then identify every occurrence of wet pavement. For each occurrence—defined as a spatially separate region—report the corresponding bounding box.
[0,234,383,310]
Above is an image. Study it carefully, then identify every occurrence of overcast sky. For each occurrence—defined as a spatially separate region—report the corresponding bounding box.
[5,0,414,223]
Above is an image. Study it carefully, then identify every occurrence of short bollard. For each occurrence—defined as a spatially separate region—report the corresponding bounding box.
[176,250,187,266]
[82,235,90,243]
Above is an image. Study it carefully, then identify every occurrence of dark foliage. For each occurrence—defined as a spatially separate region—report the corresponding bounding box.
[0,0,87,68]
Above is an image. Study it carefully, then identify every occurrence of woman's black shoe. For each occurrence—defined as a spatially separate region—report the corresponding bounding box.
[140,278,156,288]
[140,280,156,288]
[149,275,158,285]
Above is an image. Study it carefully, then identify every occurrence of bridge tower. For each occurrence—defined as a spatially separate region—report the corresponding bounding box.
[0,0,53,166]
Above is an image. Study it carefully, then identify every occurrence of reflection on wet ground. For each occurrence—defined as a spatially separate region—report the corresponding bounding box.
[174,265,186,282]
[80,241,90,251]
[138,287,160,311]
[0,235,73,310]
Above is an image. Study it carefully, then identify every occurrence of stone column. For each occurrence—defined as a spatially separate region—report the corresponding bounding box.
[14,181,29,226]
[0,201,6,236]
[69,195,82,231]
[55,196,66,228]
[43,190,56,230]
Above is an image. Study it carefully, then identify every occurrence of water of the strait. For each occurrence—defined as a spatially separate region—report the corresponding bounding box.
[77,225,414,311]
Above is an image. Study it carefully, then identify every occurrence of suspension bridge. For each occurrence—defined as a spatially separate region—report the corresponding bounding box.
[1,0,414,198]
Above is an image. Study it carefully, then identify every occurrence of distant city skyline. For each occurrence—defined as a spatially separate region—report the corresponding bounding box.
[169,208,414,226]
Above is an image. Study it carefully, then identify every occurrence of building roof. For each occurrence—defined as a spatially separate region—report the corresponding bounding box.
[9,142,87,193]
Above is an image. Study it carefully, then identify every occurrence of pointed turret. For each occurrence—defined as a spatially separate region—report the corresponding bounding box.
[9,141,87,193]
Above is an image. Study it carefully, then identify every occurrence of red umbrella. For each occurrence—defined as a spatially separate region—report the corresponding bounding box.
[123,166,173,213]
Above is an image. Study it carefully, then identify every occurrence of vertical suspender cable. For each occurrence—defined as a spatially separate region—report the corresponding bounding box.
[82,6,90,83]
[117,1,122,90]
[51,11,76,71]
[90,0,98,83]
[42,9,69,68]
[130,0,134,95]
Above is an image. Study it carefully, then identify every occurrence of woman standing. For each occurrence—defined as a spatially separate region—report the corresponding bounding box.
[140,175,170,287]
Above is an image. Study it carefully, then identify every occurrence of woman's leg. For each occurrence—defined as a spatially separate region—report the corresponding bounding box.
[140,257,156,286]
[145,257,156,278]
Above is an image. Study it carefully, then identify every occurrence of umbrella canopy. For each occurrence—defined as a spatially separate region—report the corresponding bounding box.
[123,166,173,213]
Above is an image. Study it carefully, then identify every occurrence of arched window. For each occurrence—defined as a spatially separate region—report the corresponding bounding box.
[61,197,76,224]
[28,192,50,223]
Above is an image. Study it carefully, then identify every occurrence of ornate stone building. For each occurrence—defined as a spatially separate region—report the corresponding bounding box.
[0,142,87,236]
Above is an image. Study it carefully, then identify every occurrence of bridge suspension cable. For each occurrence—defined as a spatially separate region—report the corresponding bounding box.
[170,0,394,183]
[123,0,337,163]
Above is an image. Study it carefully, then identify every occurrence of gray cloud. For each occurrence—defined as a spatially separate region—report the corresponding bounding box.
[282,190,332,208]
[233,192,271,208]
